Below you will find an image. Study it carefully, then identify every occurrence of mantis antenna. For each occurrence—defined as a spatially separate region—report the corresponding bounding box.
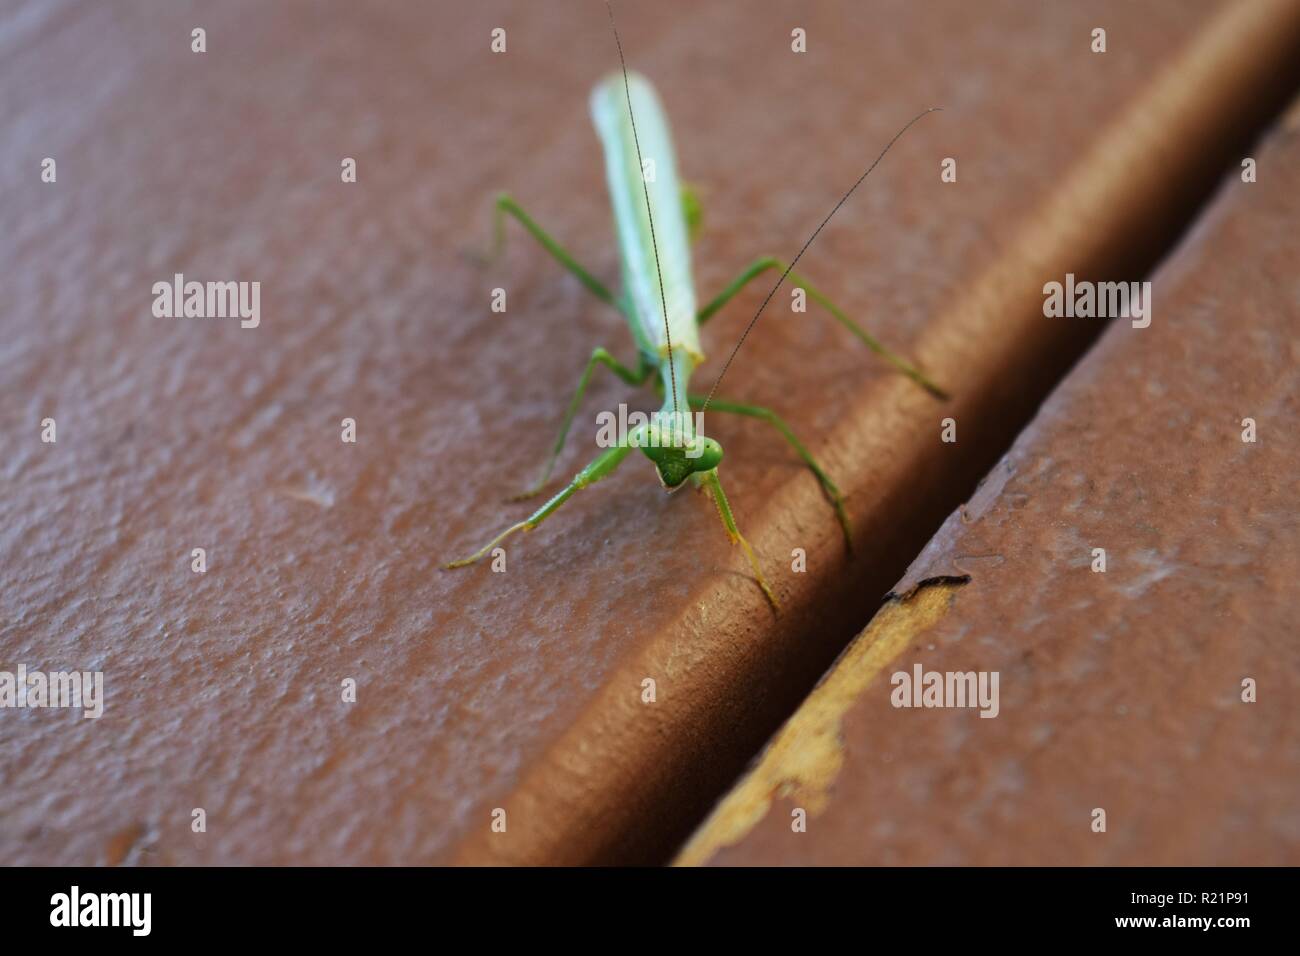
[606,0,680,418]
[701,106,944,413]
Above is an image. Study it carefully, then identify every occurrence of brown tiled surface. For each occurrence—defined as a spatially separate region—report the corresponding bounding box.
[680,103,1300,867]
[2,0,1298,865]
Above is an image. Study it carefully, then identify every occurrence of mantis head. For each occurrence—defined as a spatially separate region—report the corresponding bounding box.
[636,426,723,490]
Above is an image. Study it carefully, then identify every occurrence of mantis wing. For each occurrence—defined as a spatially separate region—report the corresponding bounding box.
[590,72,704,365]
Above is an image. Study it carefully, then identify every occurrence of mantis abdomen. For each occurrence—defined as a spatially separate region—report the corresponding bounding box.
[589,71,703,366]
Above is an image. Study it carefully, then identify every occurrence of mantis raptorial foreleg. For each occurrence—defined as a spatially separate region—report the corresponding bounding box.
[696,256,948,399]
[445,443,634,569]
[689,394,852,550]
[697,469,777,608]
[512,347,652,500]
[485,193,620,309]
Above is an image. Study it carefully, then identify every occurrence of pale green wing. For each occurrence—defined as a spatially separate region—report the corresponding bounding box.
[589,72,703,364]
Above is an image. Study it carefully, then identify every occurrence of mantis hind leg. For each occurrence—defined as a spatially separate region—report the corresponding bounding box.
[512,347,652,500]
[480,193,621,311]
[690,394,853,552]
[476,195,649,498]
[445,443,633,569]
[697,469,778,611]
[696,256,947,399]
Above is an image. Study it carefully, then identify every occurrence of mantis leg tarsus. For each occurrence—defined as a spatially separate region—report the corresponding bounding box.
[476,193,620,310]
[511,347,651,500]
[445,444,633,570]
[697,256,948,399]
[690,394,854,553]
[700,470,778,612]
[442,518,531,569]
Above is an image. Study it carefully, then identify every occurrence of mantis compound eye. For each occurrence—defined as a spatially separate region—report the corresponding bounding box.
[689,437,724,472]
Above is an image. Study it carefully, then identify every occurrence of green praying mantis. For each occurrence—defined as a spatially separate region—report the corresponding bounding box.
[445,37,945,610]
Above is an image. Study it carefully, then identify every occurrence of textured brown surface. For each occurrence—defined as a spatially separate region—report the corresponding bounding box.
[3,0,1299,865]
[680,103,1300,867]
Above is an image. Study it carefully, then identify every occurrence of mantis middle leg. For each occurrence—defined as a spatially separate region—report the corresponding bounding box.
[513,348,652,500]
[690,393,853,551]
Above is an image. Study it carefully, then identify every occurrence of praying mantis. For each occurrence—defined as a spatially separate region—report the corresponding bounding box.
[445,40,945,610]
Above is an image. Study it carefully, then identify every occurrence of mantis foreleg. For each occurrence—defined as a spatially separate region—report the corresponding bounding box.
[689,394,852,551]
[696,256,947,399]
[698,469,777,610]
[445,443,633,569]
